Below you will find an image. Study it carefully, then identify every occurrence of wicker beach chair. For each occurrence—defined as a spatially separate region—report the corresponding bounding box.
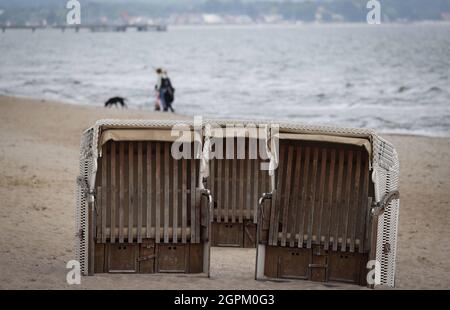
[204,121,271,248]
[76,120,212,276]
[76,119,400,288]
[255,122,400,287]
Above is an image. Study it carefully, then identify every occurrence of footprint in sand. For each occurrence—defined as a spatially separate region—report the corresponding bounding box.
[31,204,47,211]
[417,256,435,266]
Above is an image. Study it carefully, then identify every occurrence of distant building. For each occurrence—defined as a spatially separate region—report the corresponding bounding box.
[260,14,284,24]
[168,13,204,25]
[202,14,224,24]
[315,6,325,22]
[315,6,345,23]
[223,15,253,24]
[168,13,256,25]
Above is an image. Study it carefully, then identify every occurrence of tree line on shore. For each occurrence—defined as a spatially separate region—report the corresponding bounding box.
[1,0,449,25]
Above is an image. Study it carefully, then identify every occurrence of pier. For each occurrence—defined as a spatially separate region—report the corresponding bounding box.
[1,24,167,33]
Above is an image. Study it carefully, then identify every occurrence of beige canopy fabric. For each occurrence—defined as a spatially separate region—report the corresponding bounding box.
[277,133,372,156]
[208,127,263,139]
[99,129,196,147]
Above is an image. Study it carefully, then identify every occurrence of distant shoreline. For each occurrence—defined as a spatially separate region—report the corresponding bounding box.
[1,22,450,32]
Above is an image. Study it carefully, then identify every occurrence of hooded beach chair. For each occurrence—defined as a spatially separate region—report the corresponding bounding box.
[204,121,272,248]
[76,120,212,276]
[255,123,400,287]
[75,119,400,288]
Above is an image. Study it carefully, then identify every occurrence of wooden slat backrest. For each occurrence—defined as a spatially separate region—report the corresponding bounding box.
[137,142,143,243]
[252,158,260,224]
[110,142,117,243]
[270,143,285,245]
[268,140,370,252]
[209,137,271,224]
[96,186,102,241]
[216,157,222,223]
[172,153,179,243]
[96,140,201,244]
[155,142,161,243]
[119,143,125,243]
[332,149,345,251]
[340,150,353,252]
[323,149,336,250]
[146,142,152,239]
[164,142,170,243]
[224,156,230,222]
[128,142,134,242]
[289,146,302,248]
[245,153,252,220]
[238,159,245,223]
[314,149,327,247]
[280,146,293,247]
[306,147,319,249]
[190,155,197,242]
[181,157,188,243]
[101,144,107,243]
[297,147,310,248]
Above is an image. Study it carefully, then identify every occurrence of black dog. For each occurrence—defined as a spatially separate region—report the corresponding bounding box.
[104,97,127,108]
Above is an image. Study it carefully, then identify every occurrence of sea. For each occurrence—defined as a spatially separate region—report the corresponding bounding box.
[1,23,449,136]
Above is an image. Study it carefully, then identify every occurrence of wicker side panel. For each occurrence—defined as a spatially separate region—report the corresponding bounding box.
[76,128,94,276]
[375,150,400,288]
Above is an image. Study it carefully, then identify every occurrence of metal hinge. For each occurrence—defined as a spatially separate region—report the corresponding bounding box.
[75,229,85,240]
[383,243,391,255]
[371,190,400,216]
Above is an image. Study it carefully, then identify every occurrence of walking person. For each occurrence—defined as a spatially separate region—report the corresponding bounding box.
[154,68,175,112]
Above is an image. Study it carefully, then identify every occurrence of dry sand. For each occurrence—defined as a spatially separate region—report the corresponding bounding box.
[0,95,449,290]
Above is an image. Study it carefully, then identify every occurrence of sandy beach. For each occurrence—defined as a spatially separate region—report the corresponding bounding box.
[0,95,449,290]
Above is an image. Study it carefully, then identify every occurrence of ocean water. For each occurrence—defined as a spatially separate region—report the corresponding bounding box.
[0,24,449,136]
